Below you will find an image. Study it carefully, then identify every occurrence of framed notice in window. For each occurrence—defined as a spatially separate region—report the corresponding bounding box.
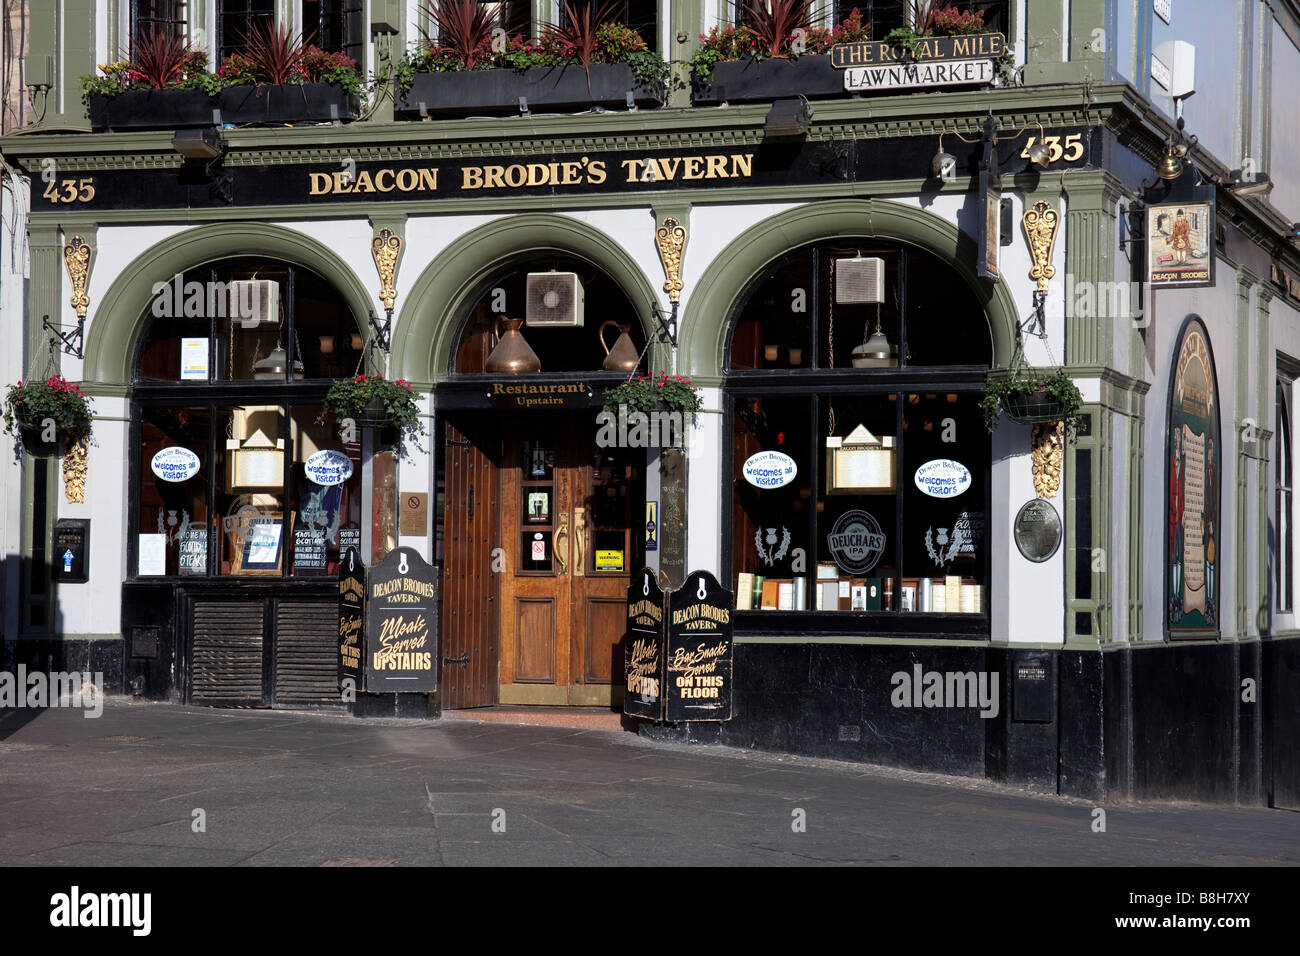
[232,513,285,575]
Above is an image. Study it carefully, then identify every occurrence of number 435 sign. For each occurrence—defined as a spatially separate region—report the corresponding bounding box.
[1020,132,1086,165]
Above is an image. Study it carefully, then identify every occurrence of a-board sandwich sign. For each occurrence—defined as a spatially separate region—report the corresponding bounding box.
[665,570,734,722]
[625,567,666,720]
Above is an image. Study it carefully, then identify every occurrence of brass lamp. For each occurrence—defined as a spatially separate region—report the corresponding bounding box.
[851,306,896,368]
[1156,146,1184,180]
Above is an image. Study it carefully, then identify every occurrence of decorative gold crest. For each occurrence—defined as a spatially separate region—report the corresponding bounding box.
[655,217,687,304]
[371,228,402,310]
[63,431,89,503]
[1031,421,1064,499]
[63,236,92,319]
[1022,201,1060,292]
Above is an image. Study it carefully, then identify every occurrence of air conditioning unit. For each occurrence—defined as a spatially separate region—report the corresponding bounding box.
[230,279,280,329]
[526,272,584,327]
[835,257,885,305]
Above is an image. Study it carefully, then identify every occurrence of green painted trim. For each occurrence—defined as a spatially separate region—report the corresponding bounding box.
[82,223,374,386]
[1235,269,1253,638]
[1064,402,1105,648]
[390,212,663,384]
[677,198,1020,379]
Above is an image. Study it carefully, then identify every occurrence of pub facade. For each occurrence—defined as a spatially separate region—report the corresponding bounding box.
[3,0,1300,805]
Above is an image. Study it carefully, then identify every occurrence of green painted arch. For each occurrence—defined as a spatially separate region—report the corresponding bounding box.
[84,222,374,386]
[679,198,1020,379]
[391,213,662,384]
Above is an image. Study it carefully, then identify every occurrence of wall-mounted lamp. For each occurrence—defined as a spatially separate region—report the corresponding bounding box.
[763,97,814,139]
[171,127,225,160]
[931,119,1049,179]
[1218,169,1273,198]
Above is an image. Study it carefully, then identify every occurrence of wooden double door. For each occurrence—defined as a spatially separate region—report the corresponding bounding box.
[441,412,638,708]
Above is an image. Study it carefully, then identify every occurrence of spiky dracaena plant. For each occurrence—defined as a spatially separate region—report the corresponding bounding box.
[130,26,196,88]
[740,0,816,57]
[238,19,312,84]
[425,0,502,71]
[549,1,622,72]
[901,0,940,32]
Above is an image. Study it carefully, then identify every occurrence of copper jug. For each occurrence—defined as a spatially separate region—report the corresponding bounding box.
[599,320,639,372]
[485,316,541,374]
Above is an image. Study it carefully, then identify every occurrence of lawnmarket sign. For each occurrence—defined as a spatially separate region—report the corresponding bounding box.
[832,33,1004,92]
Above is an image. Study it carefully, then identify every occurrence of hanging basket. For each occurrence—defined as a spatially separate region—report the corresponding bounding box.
[17,423,61,457]
[350,397,394,429]
[1002,388,1070,424]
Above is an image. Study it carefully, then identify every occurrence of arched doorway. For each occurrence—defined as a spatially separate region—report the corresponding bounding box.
[434,251,652,709]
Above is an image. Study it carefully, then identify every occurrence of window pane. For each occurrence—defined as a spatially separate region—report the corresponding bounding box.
[138,405,210,576]
[729,247,814,370]
[217,404,286,575]
[219,0,275,61]
[906,249,992,366]
[900,392,986,611]
[733,395,813,609]
[289,404,362,577]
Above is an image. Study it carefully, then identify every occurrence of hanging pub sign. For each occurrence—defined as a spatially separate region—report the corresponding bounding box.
[665,570,733,722]
[1146,198,1215,288]
[1166,316,1221,639]
[363,546,439,692]
[338,547,364,693]
[624,567,667,721]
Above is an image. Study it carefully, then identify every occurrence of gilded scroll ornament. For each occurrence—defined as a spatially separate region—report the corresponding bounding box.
[655,217,686,304]
[1022,201,1060,292]
[63,431,89,503]
[63,236,92,318]
[371,228,402,310]
[1031,421,1064,499]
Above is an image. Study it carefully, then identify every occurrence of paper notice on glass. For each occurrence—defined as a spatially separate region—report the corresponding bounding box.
[834,446,894,490]
[246,521,282,564]
[1181,424,1206,614]
[180,338,209,380]
[138,533,167,575]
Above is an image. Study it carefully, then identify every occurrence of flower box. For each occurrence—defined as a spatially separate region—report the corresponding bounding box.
[395,62,661,118]
[88,89,218,132]
[218,83,360,125]
[692,54,843,106]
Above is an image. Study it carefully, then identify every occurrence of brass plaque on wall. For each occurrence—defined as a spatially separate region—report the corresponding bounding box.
[400,492,429,537]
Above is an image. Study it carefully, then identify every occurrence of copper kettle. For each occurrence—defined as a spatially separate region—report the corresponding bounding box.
[485,315,541,374]
[599,320,639,372]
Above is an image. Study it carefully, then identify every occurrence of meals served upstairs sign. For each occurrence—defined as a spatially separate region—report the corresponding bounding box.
[832,32,1004,92]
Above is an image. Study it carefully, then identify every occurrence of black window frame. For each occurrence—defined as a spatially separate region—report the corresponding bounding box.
[130,0,188,58]
[301,0,365,59]
[722,241,993,639]
[128,259,362,582]
[217,0,275,62]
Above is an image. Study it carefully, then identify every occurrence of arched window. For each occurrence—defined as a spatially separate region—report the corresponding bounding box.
[725,239,991,634]
[131,258,366,579]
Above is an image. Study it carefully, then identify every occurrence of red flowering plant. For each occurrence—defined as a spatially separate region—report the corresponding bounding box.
[80,28,219,99]
[318,373,426,440]
[691,6,870,82]
[603,371,703,418]
[3,375,95,452]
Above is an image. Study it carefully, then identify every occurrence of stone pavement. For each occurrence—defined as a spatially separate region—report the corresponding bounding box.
[1,698,1298,867]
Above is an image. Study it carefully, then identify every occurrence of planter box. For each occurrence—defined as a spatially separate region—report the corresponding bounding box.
[692,54,843,105]
[395,62,661,118]
[218,83,360,125]
[88,89,218,132]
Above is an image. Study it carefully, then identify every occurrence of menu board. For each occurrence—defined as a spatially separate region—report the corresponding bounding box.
[178,527,207,576]
[624,567,666,720]
[363,546,438,693]
[338,547,364,692]
[293,526,328,571]
[664,570,733,722]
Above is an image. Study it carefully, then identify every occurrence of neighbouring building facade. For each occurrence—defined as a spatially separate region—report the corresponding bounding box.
[3,0,1300,806]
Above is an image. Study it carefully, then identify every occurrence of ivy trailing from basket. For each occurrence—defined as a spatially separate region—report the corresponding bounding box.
[980,366,1084,440]
[603,372,703,417]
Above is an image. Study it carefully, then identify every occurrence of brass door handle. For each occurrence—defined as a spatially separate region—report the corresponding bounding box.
[573,507,585,577]
[555,513,569,575]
